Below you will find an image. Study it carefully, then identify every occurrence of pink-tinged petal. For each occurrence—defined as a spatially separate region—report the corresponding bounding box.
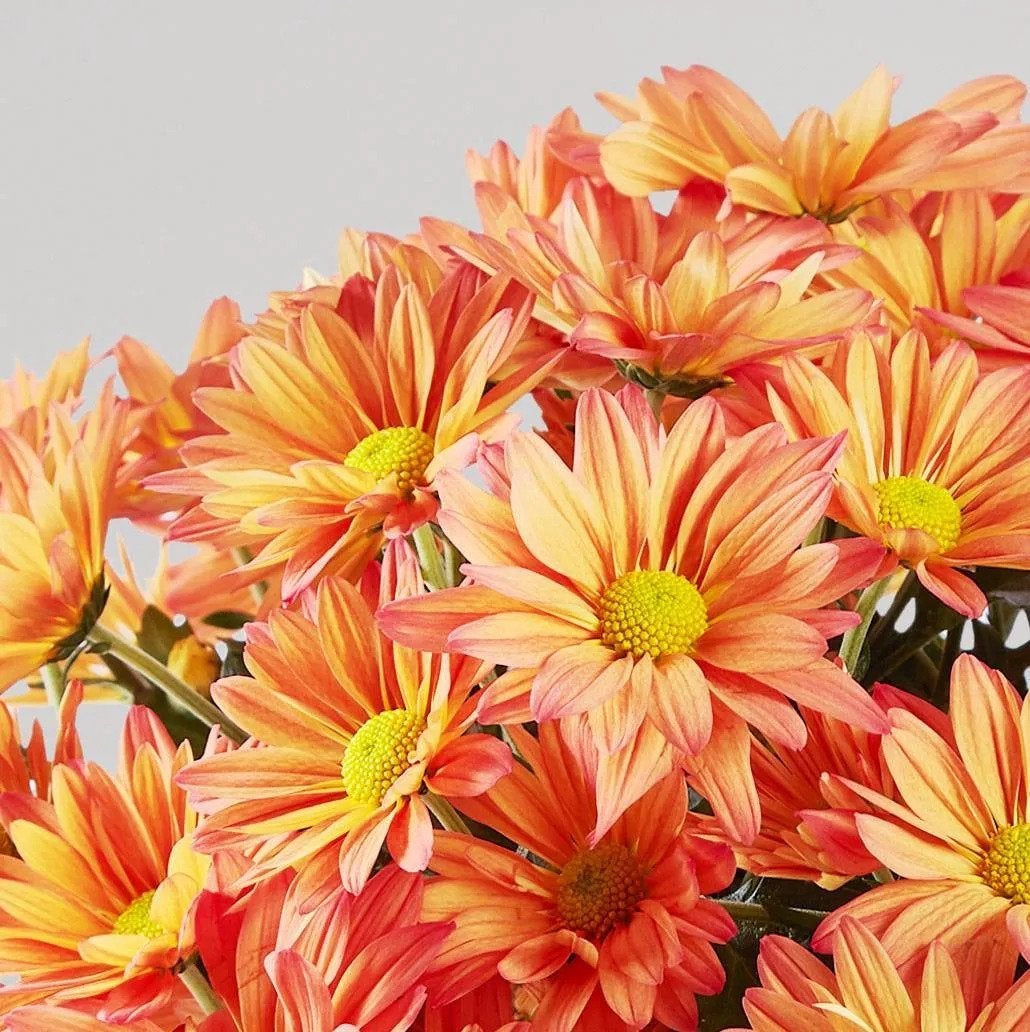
[756,933,837,1000]
[648,655,713,755]
[265,950,333,1032]
[1006,905,1030,964]
[950,655,1022,828]
[377,585,513,651]
[476,668,534,725]
[696,614,826,673]
[387,795,434,873]
[449,611,592,666]
[915,561,987,619]
[339,809,394,893]
[920,940,967,1032]
[854,813,978,879]
[459,563,597,628]
[426,734,514,797]
[757,661,889,735]
[742,988,830,1032]
[833,918,916,1032]
[498,931,575,982]
[531,643,631,721]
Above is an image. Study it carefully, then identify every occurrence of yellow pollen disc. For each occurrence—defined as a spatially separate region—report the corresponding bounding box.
[982,824,1030,905]
[874,476,961,554]
[342,709,425,805]
[344,426,435,491]
[113,891,166,939]
[556,843,646,939]
[599,570,708,660]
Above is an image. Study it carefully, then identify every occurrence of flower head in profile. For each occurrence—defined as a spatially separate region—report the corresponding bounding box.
[813,657,1030,974]
[193,865,451,1032]
[381,385,887,841]
[739,917,1030,1032]
[0,706,218,1020]
[155,260,550,601]
[0,389,127,690]
[768,329,1030,617]
[177,541,512,894]
[423,723,736,1031]
[598,64,1030,220]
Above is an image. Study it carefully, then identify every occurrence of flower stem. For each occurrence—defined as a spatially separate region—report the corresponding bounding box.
[412,524,446,590]
[718,899,828,930]
[179,963,222,1016]
[838,576,892,677]
[41,662,65,707]
[425,792,471,835]
[88,624,247,744]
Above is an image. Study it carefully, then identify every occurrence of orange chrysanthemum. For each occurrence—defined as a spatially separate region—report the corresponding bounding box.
[598,65,1030,220]
[112,296,245,526]
[816,192,1030,369]
[688,684,949,889]
[813,656,1030,974]
[177,541,512,893]
[156,260,550,601]
[0,390,127,690]
[0,706,220,1020]
[380,385,887,843]
[738,917,1030,1032]
[423,723,736,1031]
[194,865,451,1032]
[768,329,1030,617]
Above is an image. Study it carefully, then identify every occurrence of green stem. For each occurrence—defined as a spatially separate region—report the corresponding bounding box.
[425,792,471,835]
[179,963,222,1016]
[867,569,917,648]
[412,524,446,590]
[838,576,892,676]
[933,623,963,705]
[88,624,246,744]
[41,663,65,707]
[442,538,464,589]
[644,388,665,420]
[718,899,829,930]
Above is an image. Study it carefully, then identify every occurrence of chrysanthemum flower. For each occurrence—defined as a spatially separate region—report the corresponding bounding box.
[816,192,1030,369]
[380,385,887,840]
[0,706,218,1019]
[812,656,1030,973]
[417,976,531,1032]
[688,684,947,889]
[598,65,1030,221]
[423,723,736,1031]
[177,541,512,893]
[0,390,127,690]
[155,261,549,601]
[112,297,245,525]
[768,329,1030,617]
[739,917,1030,1032]
[194,865,452,1032]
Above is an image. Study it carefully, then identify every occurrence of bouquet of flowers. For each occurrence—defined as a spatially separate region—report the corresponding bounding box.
[0,62,1028,1031]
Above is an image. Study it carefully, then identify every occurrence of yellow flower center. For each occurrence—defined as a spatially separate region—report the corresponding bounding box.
[981,824,1030,905]
[113,891,166,939]
[342,709,425,805]
[598,570,708,660]
[344,426,435,491]
[555,843,647,939]
[874,476,961,554]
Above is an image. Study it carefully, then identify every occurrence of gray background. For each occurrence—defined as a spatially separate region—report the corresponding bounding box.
[1,0,1028,760]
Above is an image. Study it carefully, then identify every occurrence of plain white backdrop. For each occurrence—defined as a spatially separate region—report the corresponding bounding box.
[1,0,1028,758]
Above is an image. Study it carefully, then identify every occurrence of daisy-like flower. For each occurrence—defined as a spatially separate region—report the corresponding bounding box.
[0,706,219,1019]
[688,684,947,889]
[177,540,512,893]
[155,261,549,601]
[812,656,1030,973]
[738,917,1030,1032]
[768,329,1030,617]
[112,296,245,526]
[193,865,452,1032]
[0,390,127,690]
[380,385,887,841]
[423,723,736,1031]
[598,65,1030,221]
[816,192,1030,369]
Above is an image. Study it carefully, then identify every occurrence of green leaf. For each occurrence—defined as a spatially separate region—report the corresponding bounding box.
[136,605,192,664]
[200,610,254,631]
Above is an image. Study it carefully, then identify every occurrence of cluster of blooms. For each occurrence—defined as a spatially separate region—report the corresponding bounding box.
[0,63,1029,1031]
